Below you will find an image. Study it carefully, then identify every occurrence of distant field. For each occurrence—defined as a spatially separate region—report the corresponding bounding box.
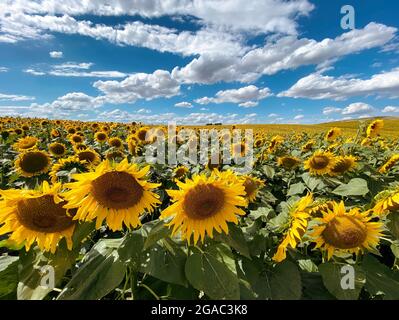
[191,117,399,138]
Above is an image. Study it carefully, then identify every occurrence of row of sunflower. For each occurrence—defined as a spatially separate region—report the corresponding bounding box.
[0,117,398,300]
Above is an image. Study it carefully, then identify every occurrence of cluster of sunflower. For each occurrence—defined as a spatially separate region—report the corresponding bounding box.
[0,116,399,300]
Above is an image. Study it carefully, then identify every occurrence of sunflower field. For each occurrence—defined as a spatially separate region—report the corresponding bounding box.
[1,117,399,300]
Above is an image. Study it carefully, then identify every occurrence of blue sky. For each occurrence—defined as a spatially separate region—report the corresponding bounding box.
[0,0,399,124]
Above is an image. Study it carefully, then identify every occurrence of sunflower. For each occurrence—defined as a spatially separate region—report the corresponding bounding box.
[160,172,247,244]
[136,127,150,144]
[15,150,51,177]
[309,201,384,260]
[108,137,123,149]
[240,175,265,203]
[13,136,38,151]
[268,136,284,153]
[63,159,160,231]
[73,143,87,152]
[277,156,301,170]
[304,151,336,175]
[76,148,101,166]
[70,134,84,145]
[329,155,357,176]
[50,156,88,183]
[379,154,399,174]
[51,128,61,138]
[105,150,125,161]
[173,166,189,179]
[95,131,108,143]
[372,186,399,215]
[301,140,315,152]
[0,182,76,253]
[361,137,372,146]
[272,193,314,262]
[325,127,342,142]
[48,142,67,157]
[367,119,384,138]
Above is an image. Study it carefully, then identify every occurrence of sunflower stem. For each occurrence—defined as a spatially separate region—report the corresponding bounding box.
[129,267,138,300]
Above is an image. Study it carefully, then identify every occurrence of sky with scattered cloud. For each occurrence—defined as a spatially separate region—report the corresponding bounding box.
[0,0,399,124]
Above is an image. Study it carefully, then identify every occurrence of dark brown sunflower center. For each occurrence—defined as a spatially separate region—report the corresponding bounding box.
[110,139,122,148]
[282,157,299,169]
[322,215,367,249]
[182,184,225,220]
[243,178,258,197]
[331,159,351,173]
[311,155,330,169]
[96,133,107,141]
[19,152,49,173]
[50,143,65,155]
[175,167,187,178]
[16,195,75,232]
[91,171,144,209]
[78,151,96,163]
[137,130,148,141]
[72,135,83,143]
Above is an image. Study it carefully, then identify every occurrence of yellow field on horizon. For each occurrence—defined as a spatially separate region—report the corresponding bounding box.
[189,118,399,138]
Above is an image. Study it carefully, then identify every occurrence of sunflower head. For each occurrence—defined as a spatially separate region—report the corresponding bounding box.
[63,159,160,231]
[0,181,76,253]
[95,131,108,143]
[13,136,38,151]
[173,166,189,179]
[161,172,247,244]
[50,156,88,183]
[304,150,336,175]
[240,175,265,203]
[272,193,313,262]
[76,148,101,166]
[372,186,399,215]
[325,127,342,142]
[329,155,357,176]
[105,150,125,161]
[309,201,384,260]
[301,140,315,152]
[15,150,51,177]
[367,119,384,138]
[277,156,301,170]
[379,154,399,174]
[108,137,123,149]
[70,134,84,144]
[48,142,67,157]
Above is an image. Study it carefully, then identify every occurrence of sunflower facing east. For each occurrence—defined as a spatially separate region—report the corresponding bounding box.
[0,182,76,253]
[160,172,247,245]
[304,151,336,176]
[272,193,313,263]
[63,159,161,231]
[15,150,51,177]
[309,201,384,260]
